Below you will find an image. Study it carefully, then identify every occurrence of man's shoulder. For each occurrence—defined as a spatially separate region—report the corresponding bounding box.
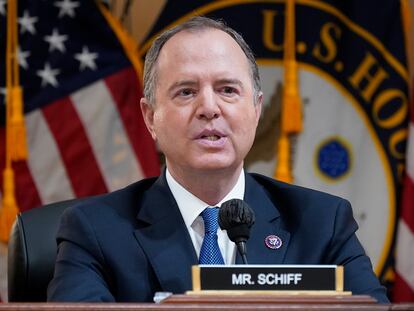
[249,172,344,200]
[247,172,350,215]
[65,176,160,219]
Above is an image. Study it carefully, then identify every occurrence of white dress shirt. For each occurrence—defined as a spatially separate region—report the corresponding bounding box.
[165,168,245,264]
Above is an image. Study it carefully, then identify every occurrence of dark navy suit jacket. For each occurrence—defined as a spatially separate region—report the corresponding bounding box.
[47,172,389,303]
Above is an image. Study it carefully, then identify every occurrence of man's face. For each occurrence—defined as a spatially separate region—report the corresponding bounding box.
[141,29,262,177]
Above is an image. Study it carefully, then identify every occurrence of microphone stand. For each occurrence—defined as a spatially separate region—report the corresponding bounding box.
[236,240,248,264]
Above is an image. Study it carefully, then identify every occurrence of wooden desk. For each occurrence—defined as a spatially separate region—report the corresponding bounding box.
[0,295,412,310]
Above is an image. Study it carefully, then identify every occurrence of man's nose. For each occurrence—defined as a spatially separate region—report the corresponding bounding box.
[196,88,221,120]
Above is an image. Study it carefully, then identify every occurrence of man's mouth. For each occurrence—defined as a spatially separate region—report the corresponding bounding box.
[203,135,221,141]
[196,129,226,140]
[195,129,227,147]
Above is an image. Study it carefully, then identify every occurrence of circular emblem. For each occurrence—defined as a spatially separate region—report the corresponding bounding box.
[316,137,352,181]
[264,235,282,250]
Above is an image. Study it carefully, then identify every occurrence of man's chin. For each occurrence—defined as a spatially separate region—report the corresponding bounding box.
[191,159,241,173]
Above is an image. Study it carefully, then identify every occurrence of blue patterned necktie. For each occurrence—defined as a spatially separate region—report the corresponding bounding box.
[199,207,225,265]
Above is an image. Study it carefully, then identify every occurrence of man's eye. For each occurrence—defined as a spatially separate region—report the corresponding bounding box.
[178,89,194,97]
[222,87,236,94]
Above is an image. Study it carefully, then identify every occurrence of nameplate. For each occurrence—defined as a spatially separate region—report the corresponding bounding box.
[191,265,344,292]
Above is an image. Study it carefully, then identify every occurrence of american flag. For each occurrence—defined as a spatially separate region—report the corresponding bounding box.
[0,0,160,213]
[394,82,414,302]
[393,0,414,302]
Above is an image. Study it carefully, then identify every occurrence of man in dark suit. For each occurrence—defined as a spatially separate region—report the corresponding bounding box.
[47,16,389,303]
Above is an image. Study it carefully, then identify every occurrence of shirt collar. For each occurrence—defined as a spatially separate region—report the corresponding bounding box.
[166,168,245,230]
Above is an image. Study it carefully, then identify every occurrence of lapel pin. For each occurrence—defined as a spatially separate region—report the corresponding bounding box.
[265,235,282,250]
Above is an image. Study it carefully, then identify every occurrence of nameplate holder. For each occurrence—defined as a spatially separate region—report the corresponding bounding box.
[189,265,350,295]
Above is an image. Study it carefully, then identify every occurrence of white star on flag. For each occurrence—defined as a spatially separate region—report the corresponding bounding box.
[18,47,31,70]
[18,10,38,35]
[0,0,6,16]
[74,46,98,71]
[36,63,60,87]
[54,0,80,18]
[0,87,7,107]
[0,87,6,103]
[44,28,68,53]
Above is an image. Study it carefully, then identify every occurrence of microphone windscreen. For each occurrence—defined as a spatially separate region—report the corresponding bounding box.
[218,199,255,242]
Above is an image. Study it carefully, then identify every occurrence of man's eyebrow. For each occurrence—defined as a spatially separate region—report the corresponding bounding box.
[216,78,244,88]
[168,80,198,93]
[167,78,244,93]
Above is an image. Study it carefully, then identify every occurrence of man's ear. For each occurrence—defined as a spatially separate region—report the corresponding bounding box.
[140,98,157,141]
[254,92,263,125]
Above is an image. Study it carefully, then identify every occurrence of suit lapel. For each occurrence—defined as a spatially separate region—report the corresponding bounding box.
[236,173,290,264]
[133,173,197,293]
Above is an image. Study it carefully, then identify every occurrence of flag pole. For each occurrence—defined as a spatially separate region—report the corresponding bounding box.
[274,0,303,183]
[1,0,28,242]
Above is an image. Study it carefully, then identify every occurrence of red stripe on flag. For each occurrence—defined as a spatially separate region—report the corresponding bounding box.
[0,128,42,212]
[13,161,42,212]
[42,97,108,197]
[394,273,414,302]
[393,76,414,302]
[105,67,160,177]
[401,174,414,233]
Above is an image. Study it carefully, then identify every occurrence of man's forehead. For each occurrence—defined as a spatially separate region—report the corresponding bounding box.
[159,27,244,60]
[156,30,250,78]
[151,26,254,95]
[167,27,231,44]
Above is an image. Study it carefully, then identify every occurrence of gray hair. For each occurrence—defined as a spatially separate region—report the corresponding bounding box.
[143,16,261,106]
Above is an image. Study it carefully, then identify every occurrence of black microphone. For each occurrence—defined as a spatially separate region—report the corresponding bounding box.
[218,199,255,264]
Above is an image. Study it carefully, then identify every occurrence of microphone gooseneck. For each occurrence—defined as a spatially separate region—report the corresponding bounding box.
[218,199,255,264]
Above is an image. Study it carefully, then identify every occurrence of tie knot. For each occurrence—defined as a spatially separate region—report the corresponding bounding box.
[201,207,219,233]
